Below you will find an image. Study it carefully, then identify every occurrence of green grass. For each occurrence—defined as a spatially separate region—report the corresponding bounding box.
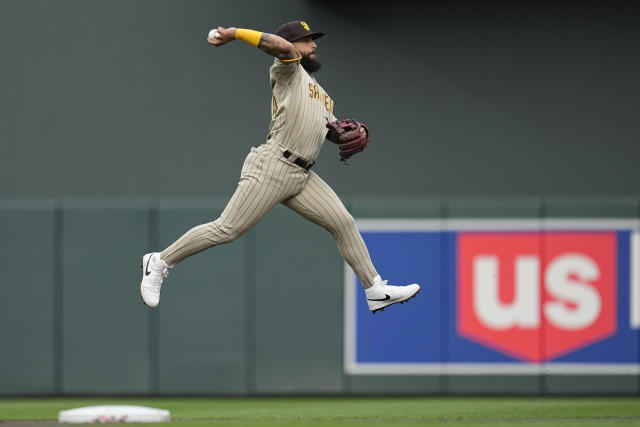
[0,397,639,426]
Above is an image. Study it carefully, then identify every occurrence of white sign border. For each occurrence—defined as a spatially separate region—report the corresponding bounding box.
[344,218,640,375]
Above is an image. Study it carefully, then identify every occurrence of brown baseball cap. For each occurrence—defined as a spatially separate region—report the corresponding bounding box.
[274,20,324,42]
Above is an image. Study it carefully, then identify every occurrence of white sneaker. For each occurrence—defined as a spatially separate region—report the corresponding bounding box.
[365,275,420,313]
[140,253,169,308]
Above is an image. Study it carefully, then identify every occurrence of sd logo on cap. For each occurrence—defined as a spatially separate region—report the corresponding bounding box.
[275,20,324,42]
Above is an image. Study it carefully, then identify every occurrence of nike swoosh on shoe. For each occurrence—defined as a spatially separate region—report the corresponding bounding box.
[367,294,390,301]
[144,256,152,276]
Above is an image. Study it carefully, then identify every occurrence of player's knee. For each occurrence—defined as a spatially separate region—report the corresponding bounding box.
[334,212,357,233]
[206,220,242,243]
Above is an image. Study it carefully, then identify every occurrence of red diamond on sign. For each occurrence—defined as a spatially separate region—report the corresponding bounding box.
[457,232,616,362]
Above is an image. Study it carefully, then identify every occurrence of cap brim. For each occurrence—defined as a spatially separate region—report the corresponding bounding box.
[291,32,324,42]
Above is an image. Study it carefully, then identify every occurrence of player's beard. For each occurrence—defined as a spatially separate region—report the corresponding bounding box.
[300,54,322,73]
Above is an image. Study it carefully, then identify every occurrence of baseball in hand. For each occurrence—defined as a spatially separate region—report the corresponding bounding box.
[208,29,220,40]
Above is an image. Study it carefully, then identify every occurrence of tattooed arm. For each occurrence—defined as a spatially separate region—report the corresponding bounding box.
[257,33,299,60]
[207,27,299,61]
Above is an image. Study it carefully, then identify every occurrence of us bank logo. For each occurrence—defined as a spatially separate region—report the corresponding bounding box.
[458,232,616,362]
[344,219,640,374]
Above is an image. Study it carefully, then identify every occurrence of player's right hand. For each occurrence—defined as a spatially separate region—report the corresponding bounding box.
[206,26,236,47]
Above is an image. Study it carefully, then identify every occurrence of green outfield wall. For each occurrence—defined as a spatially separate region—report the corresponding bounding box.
[1,1,639,198]
[0,197,638,395]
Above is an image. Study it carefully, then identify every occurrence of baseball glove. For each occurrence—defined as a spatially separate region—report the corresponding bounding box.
[326,118,370,163]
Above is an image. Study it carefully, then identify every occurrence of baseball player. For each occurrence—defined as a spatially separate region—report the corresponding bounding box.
[140,20,420,313]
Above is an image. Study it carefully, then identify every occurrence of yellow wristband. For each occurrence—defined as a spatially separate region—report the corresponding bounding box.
[235,28,262,47]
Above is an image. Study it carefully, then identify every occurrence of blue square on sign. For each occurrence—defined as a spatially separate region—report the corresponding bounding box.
[353,231,443,363]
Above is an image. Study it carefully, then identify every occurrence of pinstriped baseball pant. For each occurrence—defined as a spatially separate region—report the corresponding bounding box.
[161,144,378,288]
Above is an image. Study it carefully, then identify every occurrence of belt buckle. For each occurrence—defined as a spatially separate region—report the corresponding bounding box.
[304,159,314,170]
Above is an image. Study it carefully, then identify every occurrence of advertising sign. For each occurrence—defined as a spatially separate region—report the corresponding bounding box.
[344,219,640,374]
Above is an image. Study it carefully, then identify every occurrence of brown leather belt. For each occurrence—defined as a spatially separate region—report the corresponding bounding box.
[283,150,314,170]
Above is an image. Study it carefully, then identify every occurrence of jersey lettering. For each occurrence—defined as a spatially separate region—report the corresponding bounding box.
[309,83,334,113]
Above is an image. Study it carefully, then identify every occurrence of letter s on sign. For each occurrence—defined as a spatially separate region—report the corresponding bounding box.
[544,253,601,330]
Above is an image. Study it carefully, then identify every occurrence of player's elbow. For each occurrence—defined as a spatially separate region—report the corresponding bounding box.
[274,39,299,61]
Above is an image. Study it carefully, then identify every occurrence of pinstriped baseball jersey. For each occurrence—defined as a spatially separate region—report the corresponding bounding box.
[267,58,336,160]
[144,23,423,310]
[160,52,379,289]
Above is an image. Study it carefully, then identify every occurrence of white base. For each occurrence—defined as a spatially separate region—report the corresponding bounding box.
[58,405,170,423]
